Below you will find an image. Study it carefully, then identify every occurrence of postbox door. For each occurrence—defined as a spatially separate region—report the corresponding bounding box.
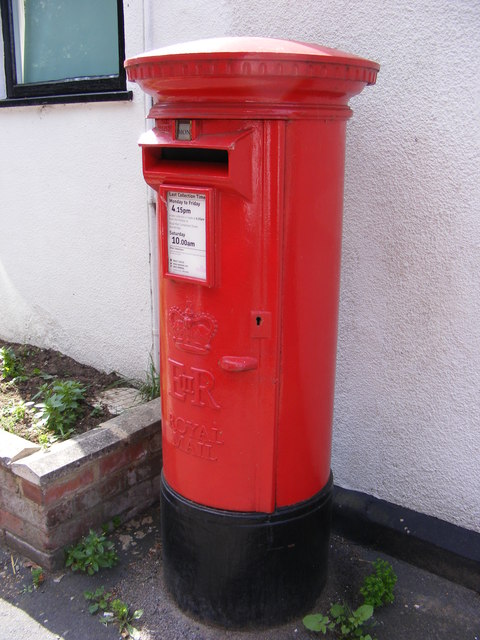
[157,120,283,514]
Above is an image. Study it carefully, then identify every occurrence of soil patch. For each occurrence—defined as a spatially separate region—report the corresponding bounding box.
[0,340,134,444]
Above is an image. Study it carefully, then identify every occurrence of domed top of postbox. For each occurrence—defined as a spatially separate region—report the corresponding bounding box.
[125,37,379,118]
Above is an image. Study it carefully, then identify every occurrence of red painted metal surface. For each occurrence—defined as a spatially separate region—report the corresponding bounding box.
[126,37,378,512]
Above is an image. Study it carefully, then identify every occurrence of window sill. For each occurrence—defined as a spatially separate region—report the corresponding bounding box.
[0,90,133,108]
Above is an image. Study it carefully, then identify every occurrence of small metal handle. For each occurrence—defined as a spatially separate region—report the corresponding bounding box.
[218,356,258,372]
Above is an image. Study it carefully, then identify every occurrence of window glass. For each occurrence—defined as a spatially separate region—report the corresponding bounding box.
[12,0,119,84]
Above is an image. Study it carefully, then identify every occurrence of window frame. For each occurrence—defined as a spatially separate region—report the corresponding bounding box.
[0,0,131,106]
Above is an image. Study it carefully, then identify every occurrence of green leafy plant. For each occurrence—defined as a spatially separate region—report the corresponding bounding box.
[84,586,113,615]
[304,604,374,640]
[85,589,143,639]
[0,400,29,432]
[303,612,335,634]
[32,367,56,381]
[33,379,86,440]
[31,566,45,588]
[89,404,104,418]
[138,356,160,401]
[332,603,374,640]
[65,528,118,575]
[37,431,51,447]
[303,559,397,639]
[360,558,397,608]
[21,566,45,593]
[0,346,25,381]
[101,516,121,535]
[104,598,143,639]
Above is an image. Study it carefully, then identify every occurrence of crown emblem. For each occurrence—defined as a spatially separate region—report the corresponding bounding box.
[168,303,218,355]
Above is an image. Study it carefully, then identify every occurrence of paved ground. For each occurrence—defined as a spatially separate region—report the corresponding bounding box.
[0,503,479,640]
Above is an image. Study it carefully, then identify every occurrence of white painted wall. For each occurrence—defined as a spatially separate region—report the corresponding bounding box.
[0,11,6,100]
[0,2,154,380]
[1,0,479,533]
[145,0,480,533]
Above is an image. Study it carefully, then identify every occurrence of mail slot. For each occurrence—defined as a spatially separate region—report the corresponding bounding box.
[144,146,229,173]
[125,37,379,628]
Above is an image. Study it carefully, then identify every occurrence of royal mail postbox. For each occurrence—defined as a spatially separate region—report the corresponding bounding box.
[125,37,379,627]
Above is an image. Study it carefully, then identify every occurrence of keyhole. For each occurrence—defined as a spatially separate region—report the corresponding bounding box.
[256,316,262,326]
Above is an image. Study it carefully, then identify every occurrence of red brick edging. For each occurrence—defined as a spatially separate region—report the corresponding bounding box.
[0,399,162,569]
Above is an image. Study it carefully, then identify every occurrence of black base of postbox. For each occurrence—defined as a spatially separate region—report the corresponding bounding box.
[160,472,333,629]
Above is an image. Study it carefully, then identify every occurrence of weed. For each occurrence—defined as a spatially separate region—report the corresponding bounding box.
[65,528,118,575]
[21,566,45,593]
[101,516,121,535]
[303,558,397,640]
[360,558,397,608]
[89,404,104,418]
[37,431,51,447]
[31,566,45,588]
[85,588,143,639]
[304,603,375,639]
[0,400,29,432]
[104,598,143,639]
[0,346,25,381]
[33,379,86,440]
[303,612,335,634]
[84,586,113,615]
[138,356,160,401]
[21,584,34,594]
[32,367,56,381]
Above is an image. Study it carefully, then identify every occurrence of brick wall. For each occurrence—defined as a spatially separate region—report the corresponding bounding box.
[0,399,162,569]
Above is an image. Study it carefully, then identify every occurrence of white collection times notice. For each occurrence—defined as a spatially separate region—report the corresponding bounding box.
[166,191,207,280]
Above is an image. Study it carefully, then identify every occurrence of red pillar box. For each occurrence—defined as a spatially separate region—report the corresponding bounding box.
[125,37,379,628]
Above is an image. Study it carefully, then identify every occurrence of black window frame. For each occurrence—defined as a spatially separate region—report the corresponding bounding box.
[0,0,132,106]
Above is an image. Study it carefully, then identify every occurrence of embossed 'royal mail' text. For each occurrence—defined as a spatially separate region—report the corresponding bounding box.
[168,412,224,462]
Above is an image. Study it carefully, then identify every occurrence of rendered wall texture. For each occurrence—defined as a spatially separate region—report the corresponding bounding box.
[0,2,153,380]
[148,0,480,533]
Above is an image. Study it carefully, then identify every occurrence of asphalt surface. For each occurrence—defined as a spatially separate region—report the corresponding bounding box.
[0,503,479,640]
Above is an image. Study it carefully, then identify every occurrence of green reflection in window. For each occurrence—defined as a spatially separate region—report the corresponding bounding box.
[13,0,119,84]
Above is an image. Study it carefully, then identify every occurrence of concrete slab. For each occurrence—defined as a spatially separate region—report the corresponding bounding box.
[95,387,144,416]
[0,598,66,640]
[0,430,40,465]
